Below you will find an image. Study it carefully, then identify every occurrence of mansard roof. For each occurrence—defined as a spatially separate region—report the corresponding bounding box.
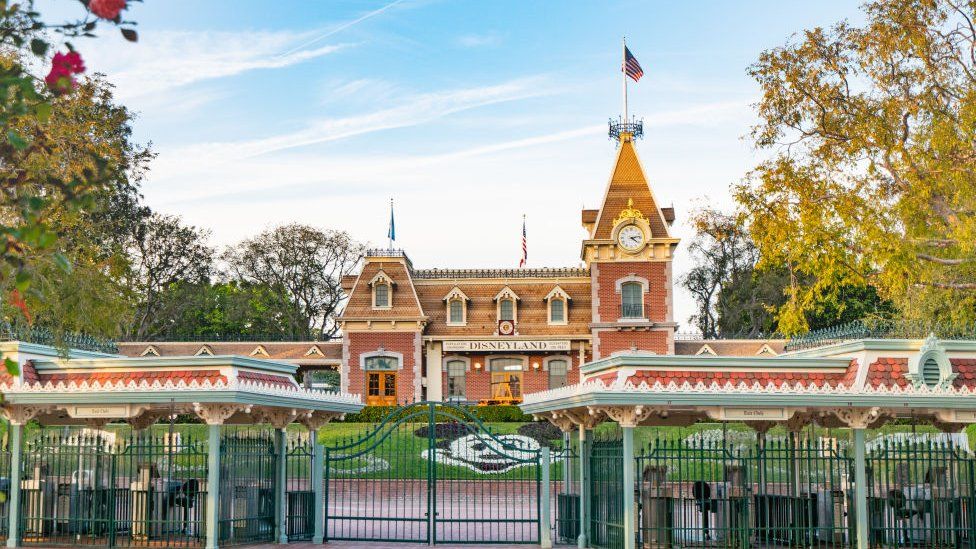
[590,137,671,240]
[414,277,592,337]
[341,257,425,320]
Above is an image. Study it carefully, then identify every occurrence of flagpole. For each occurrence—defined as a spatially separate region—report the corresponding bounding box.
[622,37,628,123]
[388,198,393,251]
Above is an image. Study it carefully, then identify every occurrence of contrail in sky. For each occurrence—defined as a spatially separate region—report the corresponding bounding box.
[278,0,406,57]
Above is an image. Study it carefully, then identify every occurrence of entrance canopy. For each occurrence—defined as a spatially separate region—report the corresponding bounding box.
[0,340,362,427]
[522,334,976,431]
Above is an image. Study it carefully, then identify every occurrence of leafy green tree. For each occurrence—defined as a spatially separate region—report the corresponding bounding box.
[737,0,976,334]
[146,281,300,341]
[684,207,896,337]
[222,224,364,339]
[2,73,150,338]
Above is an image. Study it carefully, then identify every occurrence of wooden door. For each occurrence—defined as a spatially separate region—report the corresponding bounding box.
[366,371,397,406]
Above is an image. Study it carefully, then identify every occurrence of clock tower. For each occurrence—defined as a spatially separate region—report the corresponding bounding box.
[582,120,679,358]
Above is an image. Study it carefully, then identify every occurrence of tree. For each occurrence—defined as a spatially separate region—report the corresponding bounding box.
[737,0,976,334]
[683,208,896,338]
[123,214,214,340]
[146,281,298,341]
[681,208,757,338]
[1,73,151,338]
[223,224,364,339]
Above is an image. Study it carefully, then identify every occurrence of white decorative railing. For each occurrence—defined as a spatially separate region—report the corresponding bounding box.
[1,376,362,405]
[522,378,976,405]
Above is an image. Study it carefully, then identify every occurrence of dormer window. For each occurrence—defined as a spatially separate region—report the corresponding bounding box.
[369,270,394,310]
[494,287,521,324]
[374,283,389,307]
[443,287,470,326]
[499,299,514,321]
[545,286,571,325]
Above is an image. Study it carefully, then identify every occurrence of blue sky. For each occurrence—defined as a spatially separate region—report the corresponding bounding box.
[45,0,864,327]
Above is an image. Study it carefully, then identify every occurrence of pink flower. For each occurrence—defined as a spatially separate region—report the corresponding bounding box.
[88,0,126,20]
[45,51,86,95]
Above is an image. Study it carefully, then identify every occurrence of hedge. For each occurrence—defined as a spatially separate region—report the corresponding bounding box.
[340,404,533,423]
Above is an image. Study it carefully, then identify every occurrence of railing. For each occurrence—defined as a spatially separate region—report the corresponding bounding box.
[365,248,406,258]
[786,318,976,352]
[411,267,589,279]
[0,322,118,354]
[620,304,644,319]
[608,118,643,141]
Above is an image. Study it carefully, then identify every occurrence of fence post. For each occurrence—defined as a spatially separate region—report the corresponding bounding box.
[853,428,868,549]
[5,422,21,549]
[311,429,325,544]
[275,427,288,544]
[205,424,221,549]
[578,426,592,549]
[621,425,635,549]
[541,447,552,548]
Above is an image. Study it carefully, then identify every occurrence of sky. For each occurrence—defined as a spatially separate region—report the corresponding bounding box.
[41,0,865,329]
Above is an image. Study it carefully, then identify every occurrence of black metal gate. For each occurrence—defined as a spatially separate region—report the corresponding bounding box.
[324,402,543,544]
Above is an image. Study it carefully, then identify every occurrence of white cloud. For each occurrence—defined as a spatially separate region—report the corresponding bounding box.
[83,30,350,102]
[457,33,502,48]
[150,75,557,181]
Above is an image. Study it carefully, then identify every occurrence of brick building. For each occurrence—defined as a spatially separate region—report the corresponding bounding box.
[118,128,783,405]
[337,128,681,405]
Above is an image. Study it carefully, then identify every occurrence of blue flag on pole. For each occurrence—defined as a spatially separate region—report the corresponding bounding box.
[387,200,396,242]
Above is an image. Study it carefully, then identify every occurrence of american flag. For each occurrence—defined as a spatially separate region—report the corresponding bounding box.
[623,46,643,82]
[519,216,527,268]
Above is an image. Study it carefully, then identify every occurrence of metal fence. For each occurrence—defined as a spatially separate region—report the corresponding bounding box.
[217,429,275,546]
[19,429,207,548]
[284,435,314,542]
[551,437,580,545]
[584,433,976,549]
[866,439,976,548]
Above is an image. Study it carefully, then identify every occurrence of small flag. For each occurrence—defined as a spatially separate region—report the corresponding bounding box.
[519,215,527,268]
[623,46,643,82]
[387,199,396,242]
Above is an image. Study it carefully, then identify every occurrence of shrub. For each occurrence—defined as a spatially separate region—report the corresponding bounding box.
[339,404,532,423]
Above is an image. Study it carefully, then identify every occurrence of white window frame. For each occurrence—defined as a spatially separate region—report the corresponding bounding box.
[360,349,403,371]
[545,286,571,325]
[545,357,571,389]
[444,356,470,401]
[370,271,394,310]
[615,275,649,321]
[494,286,521,324]
[443,287,470,326]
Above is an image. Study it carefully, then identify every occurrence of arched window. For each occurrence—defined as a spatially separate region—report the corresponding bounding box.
[449,299,464,324]
[374,282,389,308]
[499,298,515,321]
[621,281,644,318]
[550,299,565,323]
[446,359,466,400]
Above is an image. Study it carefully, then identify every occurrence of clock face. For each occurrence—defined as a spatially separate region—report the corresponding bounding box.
[617,225,645,251]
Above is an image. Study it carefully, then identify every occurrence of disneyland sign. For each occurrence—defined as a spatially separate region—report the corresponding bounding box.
[443,340,572,352]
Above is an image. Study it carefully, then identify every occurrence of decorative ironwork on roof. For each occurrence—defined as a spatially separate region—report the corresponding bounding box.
[366,248,407,258]
[0,322,117,354]
[785,319,976,352]
[411,267,590,280]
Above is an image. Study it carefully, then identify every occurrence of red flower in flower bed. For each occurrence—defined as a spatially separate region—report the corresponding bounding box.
[45,51,86,94]
[88,0,127,20]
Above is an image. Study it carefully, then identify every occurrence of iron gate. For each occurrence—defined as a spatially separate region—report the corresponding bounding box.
[324,402,543,544]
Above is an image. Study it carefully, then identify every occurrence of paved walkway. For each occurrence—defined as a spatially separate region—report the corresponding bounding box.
[261,544,547,549]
